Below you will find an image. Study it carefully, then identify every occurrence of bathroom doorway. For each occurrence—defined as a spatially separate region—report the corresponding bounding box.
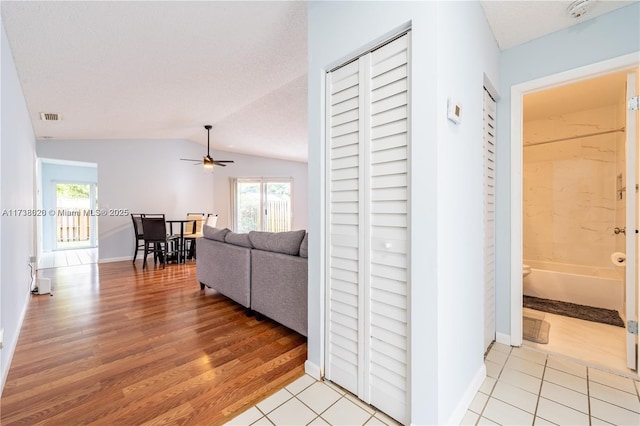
[510,55,639,376]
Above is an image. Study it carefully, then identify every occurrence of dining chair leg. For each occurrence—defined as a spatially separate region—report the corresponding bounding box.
[143,243,149,270]
[133,243,138,263]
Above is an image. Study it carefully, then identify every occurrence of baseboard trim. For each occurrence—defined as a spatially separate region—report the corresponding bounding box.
[304,360,322,380]
[496,332,512,346]
[98,256,130,264]
[1,292,30,394]
[446,363,486,425]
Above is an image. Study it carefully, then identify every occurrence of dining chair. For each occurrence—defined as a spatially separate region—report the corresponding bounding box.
[130,213,145,263]
[184,213,217,260]
[141,217,177,269]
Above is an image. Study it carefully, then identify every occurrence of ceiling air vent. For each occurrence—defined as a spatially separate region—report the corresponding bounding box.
[40,112,61,121]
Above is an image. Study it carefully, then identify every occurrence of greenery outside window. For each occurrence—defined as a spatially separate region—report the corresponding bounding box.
[232,178,292,233]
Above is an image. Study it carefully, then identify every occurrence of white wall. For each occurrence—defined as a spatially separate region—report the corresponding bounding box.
[1,18,37,392]
[309,1,499,423]
[36,139,215,262]
[495,3,640,340]
[209,149,308,231]
[35,140,308,261]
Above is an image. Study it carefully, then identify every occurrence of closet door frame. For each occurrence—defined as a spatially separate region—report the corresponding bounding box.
[324,30,411,424]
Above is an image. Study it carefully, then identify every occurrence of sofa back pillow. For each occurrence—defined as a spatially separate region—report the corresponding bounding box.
[225,231,253,248]
[249,230,306,256]
[299,232,308,258]
[203,225,230,242]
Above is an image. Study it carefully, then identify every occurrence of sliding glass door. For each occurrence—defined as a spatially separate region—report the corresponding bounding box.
[233,178,292,233]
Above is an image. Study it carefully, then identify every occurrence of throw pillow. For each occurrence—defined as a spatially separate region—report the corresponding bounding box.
[249,229,306,256]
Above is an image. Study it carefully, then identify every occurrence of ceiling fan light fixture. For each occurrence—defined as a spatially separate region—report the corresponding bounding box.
[567,0,596,19]
[203,155,214,168]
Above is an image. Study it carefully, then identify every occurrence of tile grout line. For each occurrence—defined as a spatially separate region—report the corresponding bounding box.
[530,353,548,425]
[475,345,510,424]
[586,367,592,426]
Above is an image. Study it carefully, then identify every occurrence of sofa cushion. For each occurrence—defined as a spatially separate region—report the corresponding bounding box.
[299,232,308,258]
[225,231,253,248]
[249,230,306,256]
[203,225,230,242]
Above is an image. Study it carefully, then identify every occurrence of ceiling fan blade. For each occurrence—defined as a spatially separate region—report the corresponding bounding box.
[180,158,201,162]
[214,160,234,163]
[212,162,227,167]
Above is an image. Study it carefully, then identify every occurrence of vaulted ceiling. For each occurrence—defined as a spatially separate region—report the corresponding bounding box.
[1,1,635,162]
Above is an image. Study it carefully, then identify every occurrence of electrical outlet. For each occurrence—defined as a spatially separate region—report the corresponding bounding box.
[29,255,37,263]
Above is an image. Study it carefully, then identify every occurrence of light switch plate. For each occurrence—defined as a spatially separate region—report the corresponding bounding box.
[447,98,462,124]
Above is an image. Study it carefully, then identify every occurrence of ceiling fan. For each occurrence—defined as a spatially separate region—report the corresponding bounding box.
[180,125,234,168]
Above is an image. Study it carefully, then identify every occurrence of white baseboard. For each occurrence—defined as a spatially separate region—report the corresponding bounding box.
[496,332,512,346]
[304,360,322,380]
[446,363,486,425]
[1,293,30,394]
[98,256,131,263]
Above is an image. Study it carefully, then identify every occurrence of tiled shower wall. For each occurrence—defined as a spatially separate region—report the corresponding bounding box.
[523,105,624,270]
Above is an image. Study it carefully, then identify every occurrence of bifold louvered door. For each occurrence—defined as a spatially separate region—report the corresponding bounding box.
[325,32,410,424]
[483,88,497,351]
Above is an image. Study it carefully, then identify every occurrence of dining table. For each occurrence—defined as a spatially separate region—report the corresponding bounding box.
[166,219,195,264]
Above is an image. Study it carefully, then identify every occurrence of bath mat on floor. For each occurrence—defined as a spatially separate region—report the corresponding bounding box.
[523,295,624,327]
[523,316,550,344]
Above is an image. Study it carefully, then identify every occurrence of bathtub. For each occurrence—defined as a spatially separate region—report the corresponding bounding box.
[523,260,624,313]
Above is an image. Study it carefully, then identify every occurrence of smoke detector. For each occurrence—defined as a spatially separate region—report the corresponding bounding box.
[567,0,596,19]
[39,112,61,121]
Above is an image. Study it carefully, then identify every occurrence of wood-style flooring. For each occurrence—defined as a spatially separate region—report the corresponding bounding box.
[1,260,307,425]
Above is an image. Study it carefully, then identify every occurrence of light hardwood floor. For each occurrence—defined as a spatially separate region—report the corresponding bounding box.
[1,260,306,425]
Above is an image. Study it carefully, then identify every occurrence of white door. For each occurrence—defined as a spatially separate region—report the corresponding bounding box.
[483,88,497,351]
[626,70,638,370]
[325,32,410,424]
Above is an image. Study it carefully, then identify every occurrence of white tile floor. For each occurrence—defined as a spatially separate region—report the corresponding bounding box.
[227,344,640,426]
[225,374,401,426]
[463,343,640,426]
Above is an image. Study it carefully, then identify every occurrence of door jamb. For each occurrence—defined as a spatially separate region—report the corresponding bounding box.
[509,53,640,363]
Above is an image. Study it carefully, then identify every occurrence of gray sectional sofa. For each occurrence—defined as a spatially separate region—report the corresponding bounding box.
[196,226,308,336]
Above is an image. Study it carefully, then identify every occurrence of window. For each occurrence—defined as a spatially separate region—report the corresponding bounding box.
[232,178,292,233]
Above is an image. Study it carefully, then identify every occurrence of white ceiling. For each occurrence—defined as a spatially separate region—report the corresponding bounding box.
[480,0,635,50]
[1,1,636,163]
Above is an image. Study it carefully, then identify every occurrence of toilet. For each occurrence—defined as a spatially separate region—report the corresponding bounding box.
[522,264,531,278]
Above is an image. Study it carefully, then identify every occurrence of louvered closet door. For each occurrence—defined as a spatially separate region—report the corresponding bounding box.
[326,32,409,425]
[483,88,496,351]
